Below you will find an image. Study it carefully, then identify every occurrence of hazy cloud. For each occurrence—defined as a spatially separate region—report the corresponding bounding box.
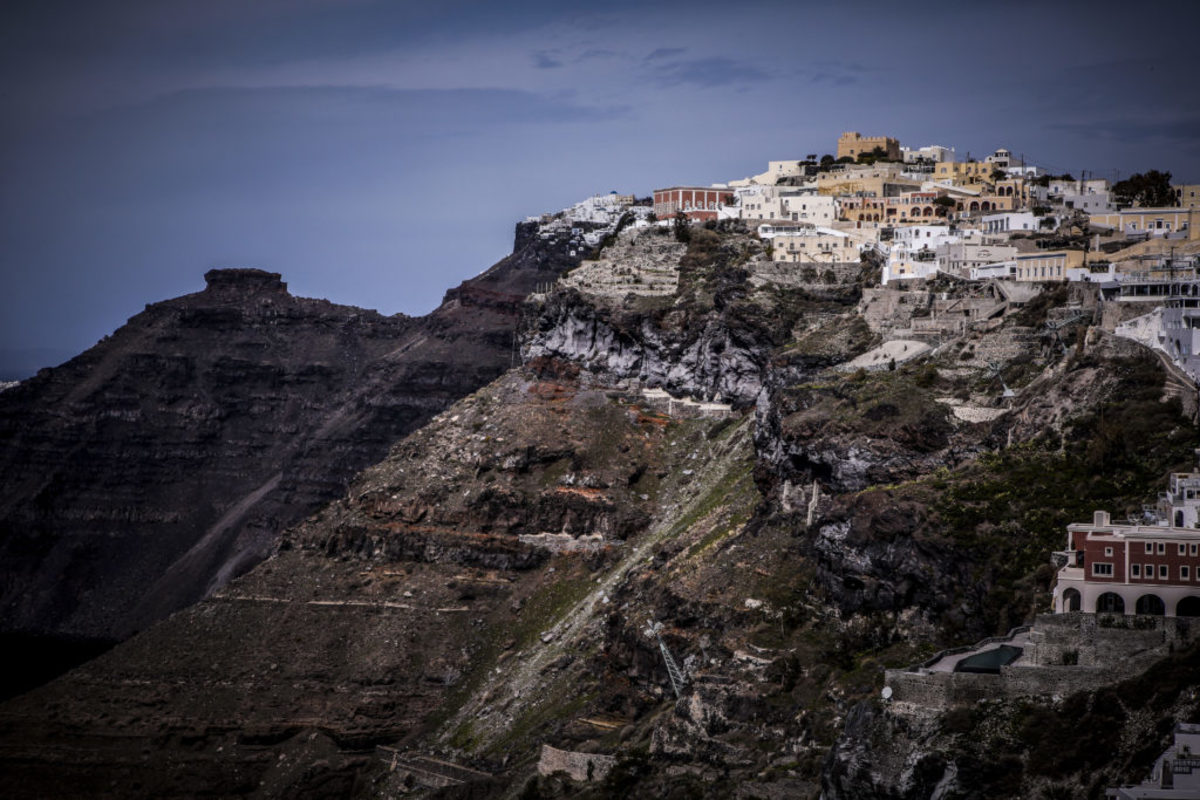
[645,47,686,61]
[577,48,617,61]
[652,56,771,88]
[532,50,563,69]
[1048,115,1200,152]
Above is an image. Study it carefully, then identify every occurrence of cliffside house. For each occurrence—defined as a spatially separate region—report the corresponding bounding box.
[653,186,735,222]
[1106,724,1200,798]
[1053,467,1200,616]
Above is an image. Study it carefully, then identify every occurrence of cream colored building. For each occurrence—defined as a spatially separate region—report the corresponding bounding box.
[1090,207,1197,239]
[817,169,922,200]
[1174,185,1200,209]
[837,132,900,161]
[1014,250,1085,281]
[759,225,860,264]
[936,242,1018,279]
[737,188,836,224]
[933,161,994,186]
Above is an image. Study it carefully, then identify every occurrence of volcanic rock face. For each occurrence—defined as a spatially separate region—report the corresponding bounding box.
[0,213,602,643]
[3,220,1200,800]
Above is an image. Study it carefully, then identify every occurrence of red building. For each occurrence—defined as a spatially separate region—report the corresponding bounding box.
[653,186,734,222]
[1054,510,1200,617]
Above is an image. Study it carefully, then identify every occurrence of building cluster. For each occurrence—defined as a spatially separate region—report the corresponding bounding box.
[652,131,1199,287]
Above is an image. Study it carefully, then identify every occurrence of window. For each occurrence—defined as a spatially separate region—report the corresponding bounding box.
[1160,565,1169,579]
[1105,547,1114,557]
[1158,543,1167,554]
[1181,544,1188,555]
[1191,543,1198,556]
[1093,563,1114,576]
[1146,542,1155,554]
[1132,564,1142,578]
[1184,566,1191,580]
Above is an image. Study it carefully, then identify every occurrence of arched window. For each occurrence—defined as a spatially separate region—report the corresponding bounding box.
[1135,594,1165,615]
[1177,596,1200,617]
[1096,592,1125,613]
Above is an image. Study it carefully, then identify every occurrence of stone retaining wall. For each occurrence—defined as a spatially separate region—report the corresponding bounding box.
[537,744,616,782]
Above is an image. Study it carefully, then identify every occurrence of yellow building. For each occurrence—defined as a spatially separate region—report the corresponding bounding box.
[993,177,1032,205]
[1175,185,1200,209]
[837,131,900,161]
[1089,207,1197,239]
[816,168,921,199]
[1014,250,1085,282]
[768,230,860,263]
[933,161,994,186]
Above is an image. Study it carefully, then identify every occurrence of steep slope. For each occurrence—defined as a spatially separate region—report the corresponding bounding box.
[0,209,613,647]
[2,222,1199,799]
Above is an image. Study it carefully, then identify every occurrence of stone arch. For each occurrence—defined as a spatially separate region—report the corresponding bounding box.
[1096,592,1125,613]
[969,201,980,211]
[981,201,992,211]
[1062,587,1081,612]
[1177,596,1200,617]
[1135,594,1165,615]
[924,207,934,217]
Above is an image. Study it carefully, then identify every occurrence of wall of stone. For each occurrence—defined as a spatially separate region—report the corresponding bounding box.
[885,614,1195,711]
[537,745,616,783]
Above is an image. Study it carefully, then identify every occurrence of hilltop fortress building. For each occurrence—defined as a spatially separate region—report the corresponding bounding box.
[836,131,900,161]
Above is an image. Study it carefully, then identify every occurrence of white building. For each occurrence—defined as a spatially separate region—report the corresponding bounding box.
[736,186,835,224]
[936,242,1018,279]
[901,144,955,164]
[1107,724,1200,799]
[882,225,977,285]
[981,211,1041,235]
[1048,178,1110,198]
[1063,190,1115,214]
[970,261,1018,280]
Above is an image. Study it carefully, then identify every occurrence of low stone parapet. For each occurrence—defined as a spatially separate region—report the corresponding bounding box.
[537,744,616,782]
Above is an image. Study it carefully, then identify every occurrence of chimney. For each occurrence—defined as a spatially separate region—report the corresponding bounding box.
[1094,511,1110,527]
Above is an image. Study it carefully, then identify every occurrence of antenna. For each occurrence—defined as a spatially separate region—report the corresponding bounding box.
[985,360,1016,399]
[1043,313,1088,361]
[644,621,688,699]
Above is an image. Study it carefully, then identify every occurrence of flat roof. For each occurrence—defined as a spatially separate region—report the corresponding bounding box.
[1067,523,1200,540]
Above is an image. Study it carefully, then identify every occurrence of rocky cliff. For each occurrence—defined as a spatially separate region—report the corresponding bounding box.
[0,208,612,647]
[1,220,1198,799]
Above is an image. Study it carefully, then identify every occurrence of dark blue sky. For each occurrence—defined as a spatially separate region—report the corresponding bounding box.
[2,0,1198,377]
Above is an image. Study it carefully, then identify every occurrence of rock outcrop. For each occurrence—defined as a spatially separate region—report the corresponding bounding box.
[0,211,606,644]
[2,219,1199,800]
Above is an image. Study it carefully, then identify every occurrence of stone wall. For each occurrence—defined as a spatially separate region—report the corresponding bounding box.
[537,744,616,782]
[885,614,1194,711]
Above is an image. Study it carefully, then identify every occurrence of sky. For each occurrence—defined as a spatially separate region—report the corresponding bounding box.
[1,0,1198,378]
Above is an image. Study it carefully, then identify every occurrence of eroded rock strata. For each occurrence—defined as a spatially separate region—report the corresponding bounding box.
[1,222,1198,799]
[0,213,600,644]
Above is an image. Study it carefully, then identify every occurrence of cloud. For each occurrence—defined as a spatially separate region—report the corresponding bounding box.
[532,50,563,69]
[645,47,686,62]
[651,56,770,88]
[577,48,616,62]
[1048,115,1200,152]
